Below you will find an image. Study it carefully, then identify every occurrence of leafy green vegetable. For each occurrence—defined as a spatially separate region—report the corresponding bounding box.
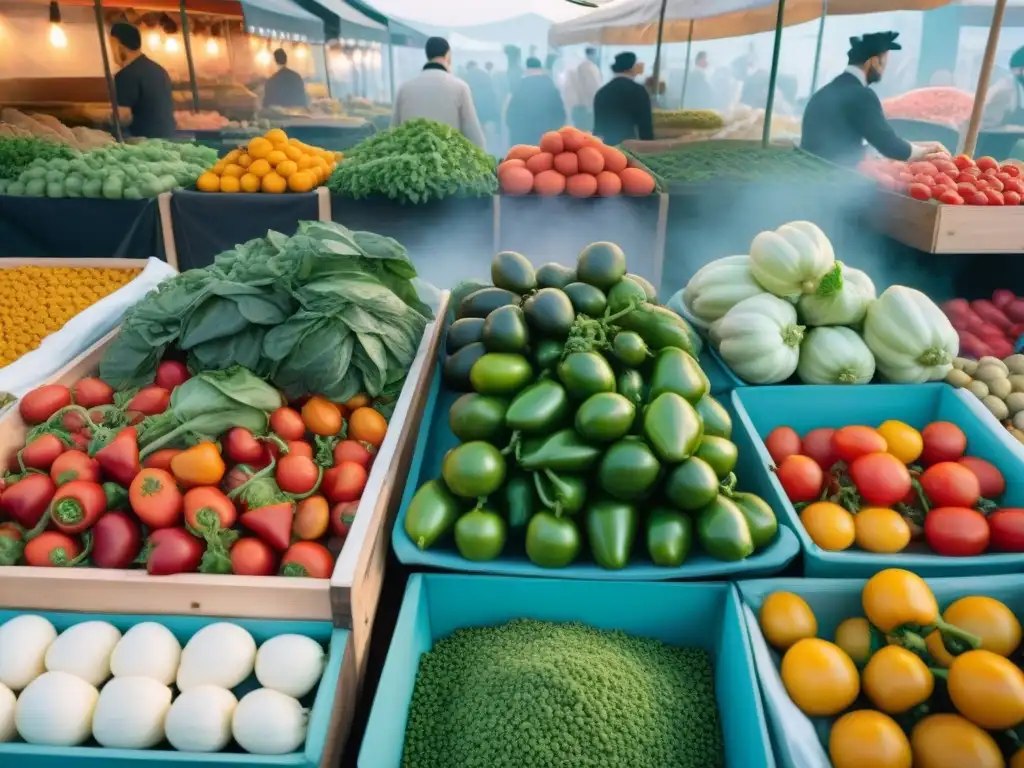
[327,118,498,204]
[627,145,843,183]
[0,137,75,182]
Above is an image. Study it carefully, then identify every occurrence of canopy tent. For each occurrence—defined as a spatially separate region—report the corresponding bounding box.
[298,0,387,42]
[343,0,429,47]
[236,0,326,42]
[447,31,504,52]
[362,0,605,26]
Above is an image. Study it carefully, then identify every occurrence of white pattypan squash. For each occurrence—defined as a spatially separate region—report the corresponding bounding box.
[797,327,876,385]
[798,262,877,327]
[862,286,958,383]
[749,221,836,299]
[711,294,805,384]
[680,255,767,327]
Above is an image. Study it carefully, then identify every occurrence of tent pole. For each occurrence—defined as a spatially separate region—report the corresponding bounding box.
[809,0,827,94]
[92,0,123,142]
[388,29,396,103]
[962,0,1007,156]
[651,0,668,103]
[680,19,694,108]
[179,0,201,113]
[762,0,787,148]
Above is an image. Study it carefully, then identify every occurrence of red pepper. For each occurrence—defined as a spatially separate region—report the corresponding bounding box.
[50,481,107,535]
[94,427,142,487]
[143,527,204,575]
[240,502,295,551]
[0,474,56,529]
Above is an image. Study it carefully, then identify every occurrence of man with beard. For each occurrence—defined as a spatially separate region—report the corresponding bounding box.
[801,31,948,166]
[109,22,175,139]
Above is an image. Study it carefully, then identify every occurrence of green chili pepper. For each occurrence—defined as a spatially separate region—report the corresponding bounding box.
[643,393,703,463]
[404,479,462,551]
[535,470,587,516]
[502,471,536,531]
[729,490,778,549]
[586,500,638,570]
[617,303,698,354]
[518,428,602,472]
[616,369,645,405]
[505,379,569,435]
[697,495,754,561]
[646,507,693,567]
[649,347,709,404]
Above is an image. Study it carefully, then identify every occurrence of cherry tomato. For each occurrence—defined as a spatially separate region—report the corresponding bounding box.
[854,507,911,554]
[924,506,989,556]
[920,421,967,465]
[829,710,911,768]
[293,495,330,540]
[801,427,839,470]
[301,396,343,437]
[920,462,980,508]
[765,426,802,464]
[280,541,334,578]
[833,425,887,463]
[988,508,1024,552]
[333,440,373,470]
[834,617,873,666]
[223,427,264,465]
[155,360,191,390]
[876,420,922,464]
[775,454,823,503]
[270,407,306,441]
[71,378,114,408]
[128,468,184,529]
[800,501,856,551]
[19,384,71,425]
[321,461,368,504]
[956,456,1005,498]
[348,408,388,448]
[276,454,321,495]
[230,537,277,576]
[849,452,911,506]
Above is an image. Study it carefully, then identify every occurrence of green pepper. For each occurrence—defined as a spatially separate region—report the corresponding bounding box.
[502,471,536,530]
[616,369,645,405]
[663,457,719,511]
[607,278,649,314]
[697,495,754,561]
[405,479,462,550]
[526,512,581,568]
[441,442,507,498]
[643,393,703,463]
[557,352,615,400]
[646,508,693,567]
[695,436,739,480]
[518,428,602,472]
[469,353,534,396]
[649,348,709,404]
[618,303,698,354]
[505,379,569,435]
[730,491,778,549]
[695,395,733,439]
[454,507,507,561]
[448,393,509,444]
[597,439,660,501]
[575,392,635,443]
[102,482,129,511]
[531,338,564,371]
[587,500,638,570]
[611,331,651,368]
[535,470,587,515]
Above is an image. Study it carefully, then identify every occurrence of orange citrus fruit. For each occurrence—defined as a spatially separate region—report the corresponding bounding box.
[222,163,244,179]
[196,172,220,192]
[219,176,240,193]
[266,150,287,167]
[284,145,303,162]
[261,172,287,194]
[296,155,314,170]
[249,159,272,178]
[239,173,261,193]
[223,149,241,164]
[276,160,298,178]
[237,153,253,169]
[287,171,314,193]
[247,136,273,159]
[211,161,227,175]
[264,128,288,144]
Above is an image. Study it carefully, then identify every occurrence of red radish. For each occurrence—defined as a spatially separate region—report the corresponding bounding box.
[1006,300,1024,323]
[240,502,294,551]
[971,300,1012,330]
[144,527,204,575]
[155,361,190,390]
[230,538,277,575]
[957,330,989,358]
[91,512,143,568]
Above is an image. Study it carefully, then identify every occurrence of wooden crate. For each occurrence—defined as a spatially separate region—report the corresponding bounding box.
[873,191,1024,254]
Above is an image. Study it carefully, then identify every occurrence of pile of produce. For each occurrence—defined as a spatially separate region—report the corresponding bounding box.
[0,137,75,183]
[498,126,656,198]
[632,144,840,184]
[0,140,217,200]
[174,110,231,131]
[859,153,1024,205]
[0,615,327,753]
[758,572,1024,767]
[406,243,781,570]
[327,118,497,204]
[402,618,725,767]
[0,108,115,150]
[708,105,802,141]
[679,221,958,384]
[882,86,975,127]
[945,355,1024,444]
[196,128,341,195]
[0,266,140,367]
[766,418,1023,555]
[941,292,1024,359]
[653,109,725,132]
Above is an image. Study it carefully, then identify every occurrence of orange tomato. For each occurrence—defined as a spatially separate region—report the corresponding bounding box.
[169,442,226,488]
[183,486,237,533]
[129,468,183,529]
[287,440,314,460]
[348,407,387,448]
[293,495,330,540]
[301,396,343,436]
[344,393,371,410]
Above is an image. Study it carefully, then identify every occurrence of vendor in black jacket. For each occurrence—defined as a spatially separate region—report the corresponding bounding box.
[594,52,653,146]
[801,31,949,166]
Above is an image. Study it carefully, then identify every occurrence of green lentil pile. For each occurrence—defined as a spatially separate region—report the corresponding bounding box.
[635,145,840,183]
[401,619,725,768]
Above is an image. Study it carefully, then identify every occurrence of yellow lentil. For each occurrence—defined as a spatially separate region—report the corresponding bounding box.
[0,266,140,367]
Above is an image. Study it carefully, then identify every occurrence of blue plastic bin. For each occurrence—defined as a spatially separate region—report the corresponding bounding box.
[0,611,347,768]
[392,358,799,580]
[732,383,1024,578]
[360,574,775,768]
[736,574,1024,768]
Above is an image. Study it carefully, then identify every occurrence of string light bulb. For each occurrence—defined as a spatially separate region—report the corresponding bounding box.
[256,47,272,66]
[205,37,219,55]
[164,36,179,53]
[295,44,307,60]
[147,31,162,50]
[352,49,363,65]
[47,1,66,49]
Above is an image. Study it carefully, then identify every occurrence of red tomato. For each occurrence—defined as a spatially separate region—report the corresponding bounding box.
[1006,178,1024,196]
[144,527,203,575]
[802,427,839,471]
[24,531,83,567]
[321,461,368,504]
[984,175,1005,193]
[967,191,989,206]
[0,474,56,528]
[833,426,887,463]
[126,386,171,416]
[937,190,964,205]
[21,434,66,471]
[1005,191,1022,207]
[223,427,264,465]
[933,172,957,188]
[908,183,932,201]
[1001,164,1021,178]
[269,407,305,441]
[849,452,912,507]
[956,456,1005,498]
[977,156,999,173]
[155,360,190,390]
[956,182,977,197]
[143,448,182,472]
[924,506,989,556]
[330,501,358,537]
[975,177,991,190]
[280,541,334,578]
[230,537,277,575]
[333,440,373,470]
[984,189,1005,206]
[19,385,71,425]
[775,455,823,503]
[128,468,184,529]
[912,174,935,187]
[183,487,237,533]
[91,511,143,569]
[960,166,983,179]
[71,378,114,408]
[953,154,975,171]
[920,462,981,508]
[287,441,314,460]
[920,422,967,465]
[764,427,801,464]
[987,508,1024,552]
[50,450,101,486]
[276,454,320,495]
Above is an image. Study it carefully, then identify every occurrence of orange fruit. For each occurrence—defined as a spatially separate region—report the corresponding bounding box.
[276,160,298,178]
[237,153,253,169]
[284,145,303,162]
[222,163,244,179]
[219,175,240,193]
[247,136,273,159]
[296,155,314,170]
[309,166,324,185]
[272,141,289,152]
[223,149,241,164]
[333,151,344,162]
[264,128,288,144]
[248,158,271,178]
[261,172,287,194]
[211,161,227,175]
[239,173,261,193]
[287,170,314,193]
[266,150,287,167]
[196,172,220,192]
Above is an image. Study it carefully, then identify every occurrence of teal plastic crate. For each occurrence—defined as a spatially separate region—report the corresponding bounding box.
[360,574,775,768]
[736,574,1024,768]
[732,383,1024,578]
[0,611,347,767]
[391,358,799,579]
[953,386,1024,462]
[665,289,746,395]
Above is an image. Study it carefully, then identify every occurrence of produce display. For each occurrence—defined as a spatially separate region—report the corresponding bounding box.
[757,572,1024,767]
[882,86,975,127]
[766,417,1022,556]
[941,292,1024,360]
[497,126,656,197]
[859,153,1024,205]
[708,106,802,141]
[406,243,782,571]
[0,614,327,753]
[174,110,231,131]
[0,137,75,183]
[0,109,115,150]
[631,144,840,184]
[680,221,957,385]
[653,109,725,132]
[327,118,497,204]
[0,266,140,367]
[945,355,1024,445]
[401,618,725,767]
[196,127,341,195]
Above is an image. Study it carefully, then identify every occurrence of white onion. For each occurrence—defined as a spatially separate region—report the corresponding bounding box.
[177,623,256,692]
[165,685,237,752]
[0,682,15,742]
[16,671,98,746]
[45,620,121,686]
[232,688,308,754]
[92,676,173,749]
[111,622,182,685]
[0,614,57,690]
[255,635,326,699]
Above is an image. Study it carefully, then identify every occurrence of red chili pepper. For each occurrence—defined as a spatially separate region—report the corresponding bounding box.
[240,501,295,551]
[94,427,142,487]
[0,474,56,529]
[50,481,108,535]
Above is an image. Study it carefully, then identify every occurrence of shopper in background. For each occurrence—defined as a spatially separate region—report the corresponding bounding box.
[109,21,175,140]
[263,49,308,109]
[684,51,714,110]
[593,52,653,146]
[464,61,499,131]
[565,47,602,131]
[392,36,486,149]
[984,46,1024,127]
[505,57,566,146]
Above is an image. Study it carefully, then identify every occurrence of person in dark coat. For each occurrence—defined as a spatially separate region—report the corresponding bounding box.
[465,61,499,128]
[801,31,948,166]
[263,49,308,109]
[505,57,566,146]
[109,22,175,139]
[593,52,653,146]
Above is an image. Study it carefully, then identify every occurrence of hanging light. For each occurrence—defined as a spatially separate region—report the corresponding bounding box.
[256,42,272,66]
[205,37,219,55]
[295,44,307,61]
[352,48,363,65]
[48,1,67,49]
[147,30,162,50]
[165,36,179,53]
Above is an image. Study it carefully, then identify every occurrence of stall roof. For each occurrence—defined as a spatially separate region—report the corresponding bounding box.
[298,0,387,42]
[343,0,429,47]
[240,0,326,43]
[549,0,954,46]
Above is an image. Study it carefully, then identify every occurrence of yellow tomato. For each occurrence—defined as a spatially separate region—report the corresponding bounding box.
[284,145,304,162]
[780,638,859,716]
[876,420,922,464]
[276,160,298,178]
[944,596,1022,657]
[834,617,873,666]
[947,649,1024,730]
[266,149,287,167]
[196,172,219,192]
[800,501,856,551]
[862,568,939,633]
[759,592,818,651]
[221,163,245,179]
[829,710,911,768]
[238,153,253,169]
[862,645,934,714]
[925,630,957,668]
[910,713,1004,768]
[223,148,241,164]
[853,507,911,554]
[288,170,315,193]
[239,173,261,193]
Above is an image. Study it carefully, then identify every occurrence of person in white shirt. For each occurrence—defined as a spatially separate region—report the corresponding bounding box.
[567,47,601,131]
[391,36,486,148]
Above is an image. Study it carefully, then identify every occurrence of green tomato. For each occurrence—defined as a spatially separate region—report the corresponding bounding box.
[441,441,506,499]
[525,512,580,568]
[454,507,507,561]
